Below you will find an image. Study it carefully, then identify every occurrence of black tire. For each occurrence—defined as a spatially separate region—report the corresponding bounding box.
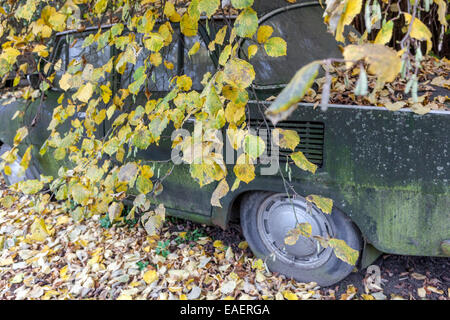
[240,191,362,286]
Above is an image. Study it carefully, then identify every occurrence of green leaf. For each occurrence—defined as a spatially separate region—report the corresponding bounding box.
[234,8,258,38]
[71,183,90,205]
[223,58,255,89]
[16,180,44,195]
[198,0,220,18]
[265,61,320,125]
[231,0,254,9]
[243,134,266,159]
[132,129,151,149]
[306,195,333,214]
[290,151,317,174]
[136,176,153,194]
[328,238,359,265]
[211,179,229,207]
[205,84,223,116]
[16,0,36,21]
[272,128,299,151]
[284,223,312,245]
[374,20,394,45]
[264,37,287,57]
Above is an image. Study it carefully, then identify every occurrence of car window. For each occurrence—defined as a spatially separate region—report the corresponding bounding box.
[68,38,111,69]
[53,33,111,90]
[239,5,342,87]
[181,34,216,91]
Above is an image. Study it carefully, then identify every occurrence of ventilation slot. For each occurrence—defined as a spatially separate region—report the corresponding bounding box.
[249,120,325,167]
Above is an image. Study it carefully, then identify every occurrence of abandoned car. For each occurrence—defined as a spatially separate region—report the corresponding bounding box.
[0,1,449,286]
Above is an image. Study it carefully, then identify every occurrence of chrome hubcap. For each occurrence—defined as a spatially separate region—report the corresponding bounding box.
[256,194,334,268]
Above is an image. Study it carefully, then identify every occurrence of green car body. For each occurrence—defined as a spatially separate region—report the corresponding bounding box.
[0,1,449,266]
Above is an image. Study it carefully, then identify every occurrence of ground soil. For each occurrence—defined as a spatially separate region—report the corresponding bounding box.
[169,217,450,300]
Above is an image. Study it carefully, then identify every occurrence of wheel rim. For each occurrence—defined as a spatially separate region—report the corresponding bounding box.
[256,193,334,269]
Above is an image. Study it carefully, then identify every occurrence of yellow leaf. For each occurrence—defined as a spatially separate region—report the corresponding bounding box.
[211,178,229,207]
[343,44,401,84]
[4,165,11,176]
[29,218,50,242]
[272,128,300,151]
[433,0,448,31]
[374,20,393,45]
[0,257,14,266]
[136,176,153,194]
[403,13,433,54]
[384,101,406,111]
[335,0,363,43]
[198,0,220,18]
[283,290,298,300]
[176,75,192,91]
[108,202,124,222]
[233,154,255,184]
[180,13,199,37]
[75,82,94,103]
[14,127,28,146]
[214,25,227,46]
[164,60,174,70]
[163,1,176,18]
[223,58,255,89]
[238,241,248,249]
[243,134,266,159]
[15,179,44,194]
[16,0,36,21]
[252,258,265,270]
[94,109,106,125]
[20,146,32,171]
[234,8,258,38]
[94,0,107,15]
[0,47,20,65]
[257,25,273,43]
[306,195,333,214]
[59,73,71,91]
[264,37,287,57]
[100,85,112,104]
[265,61,320,125]
[328,238,359,265]
[60,265,70,281]
[71,183,90,205]
[231,0,254,9]
[143,269,158,284]
[213,240,224,248]
[32,44,49,57]
[248,44,258,59]
[188,42,200,56]
[291,151,317,174]
[284,223,312,245]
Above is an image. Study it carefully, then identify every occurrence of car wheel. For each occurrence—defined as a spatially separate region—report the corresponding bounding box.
[0,143,39,185]
[240,192,362,286]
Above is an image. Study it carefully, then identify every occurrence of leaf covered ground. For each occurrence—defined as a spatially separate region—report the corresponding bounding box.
[0,180,448,300]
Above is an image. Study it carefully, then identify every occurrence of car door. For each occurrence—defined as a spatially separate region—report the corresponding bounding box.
[27,30,113,177]
[108,24,218,216]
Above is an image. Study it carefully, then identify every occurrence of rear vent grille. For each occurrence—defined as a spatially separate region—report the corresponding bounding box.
[248,120,324,167]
